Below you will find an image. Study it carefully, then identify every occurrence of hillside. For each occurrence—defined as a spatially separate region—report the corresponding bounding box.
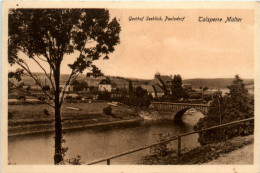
[8,73,148,88]
[183,78,254,89]
[9,72,254,89]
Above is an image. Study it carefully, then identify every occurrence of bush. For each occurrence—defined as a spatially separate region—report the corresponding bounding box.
[141,133,188,164]
[43,109,50,116]
[60,155,82,165]
[66,155,81,165]
[98,91,111,100]
[202,93,213,102]
[150,134,172,157]
[103,106,112,115]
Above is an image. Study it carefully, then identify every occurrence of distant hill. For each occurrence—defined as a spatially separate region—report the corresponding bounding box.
[9,72,254,89]
[9,73,150,88]
[9,73,91,85]
[183,78,254,89]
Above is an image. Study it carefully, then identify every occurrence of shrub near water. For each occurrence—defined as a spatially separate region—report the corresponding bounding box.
[103,106,112,115]
[194,75,254,145]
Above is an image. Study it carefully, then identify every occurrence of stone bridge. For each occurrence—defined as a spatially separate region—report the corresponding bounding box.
[149,102,211,121]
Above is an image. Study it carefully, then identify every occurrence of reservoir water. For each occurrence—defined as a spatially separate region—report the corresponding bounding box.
[8,109,204,165]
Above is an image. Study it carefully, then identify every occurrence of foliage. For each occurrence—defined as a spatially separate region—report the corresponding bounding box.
[8,9,121,164]
[42,85,50,91]
[8,81,14,93]
[203,86,209,92]
[150,133,172,157]
[132,86,151,107]
[128,80,133,94]
[72,81,88,91]
[16,82,24,88]
[202,93,213,102]
[195,75,254,145]
[103,105,112,115]
[8,69,24,82]
[43,109,50,116]
[134,86,147,97]
[171,74,188,101]
[118,88,128,95]
[110,86,152,107]
[142,135,253,165]
[98,91,111,100]
[61,155,82,165]
[187,91,202,99]
[26,85,31,93]
[141,133,187,165]
[88,86,98,94]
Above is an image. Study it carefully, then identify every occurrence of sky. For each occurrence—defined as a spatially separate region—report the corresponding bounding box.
[9,9,255,79]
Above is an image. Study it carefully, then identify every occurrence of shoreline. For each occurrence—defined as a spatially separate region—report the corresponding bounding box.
[8,118,143,137]
[8,101,146,137]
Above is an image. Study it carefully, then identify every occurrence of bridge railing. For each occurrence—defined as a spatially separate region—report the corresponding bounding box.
[151,101,211,107]
[86,117,254,165]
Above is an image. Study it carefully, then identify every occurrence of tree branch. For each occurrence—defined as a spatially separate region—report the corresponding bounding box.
[37,56,48,62]
[59,70,77,107]
[59,38,88,107]
[31,56,56,93]
[14,59,54,100]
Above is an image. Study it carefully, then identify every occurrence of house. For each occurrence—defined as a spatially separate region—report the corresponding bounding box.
[98,79,113,92]
[152,72,172,95]
[141,83,164,98]
[141,84,154,96]
[147,72,173,97]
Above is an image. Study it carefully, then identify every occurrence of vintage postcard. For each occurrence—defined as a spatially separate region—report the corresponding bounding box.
[1,1,260,173]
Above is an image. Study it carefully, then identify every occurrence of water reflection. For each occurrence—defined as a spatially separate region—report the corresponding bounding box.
[8,110,204,165]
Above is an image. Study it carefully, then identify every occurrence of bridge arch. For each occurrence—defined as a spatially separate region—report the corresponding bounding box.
[173,107,207,122]
[149,102,210,121]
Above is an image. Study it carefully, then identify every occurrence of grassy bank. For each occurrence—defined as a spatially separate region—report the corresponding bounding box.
[141,135,254,165]
[8,101,142,136]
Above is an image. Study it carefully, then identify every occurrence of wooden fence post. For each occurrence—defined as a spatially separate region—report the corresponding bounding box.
[178,136,181,158]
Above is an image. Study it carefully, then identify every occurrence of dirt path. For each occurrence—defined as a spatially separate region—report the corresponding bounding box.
[205,143,254,165]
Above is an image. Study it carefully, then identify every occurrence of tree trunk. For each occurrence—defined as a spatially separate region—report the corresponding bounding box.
[54,101,62,164]
[54,64,63,165]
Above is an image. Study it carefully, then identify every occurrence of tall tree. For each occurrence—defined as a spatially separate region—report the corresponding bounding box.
[223,75,254,121]
[195,75,254,145]
[171,74,187,101]
[8,9,121,164]
[128,80,133,94]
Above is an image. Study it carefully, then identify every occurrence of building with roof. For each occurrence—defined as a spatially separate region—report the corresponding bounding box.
[150,72,173,96]
[98,79,112,92]
[98,78,117,92]
[139,72,173,98]
[152,84,165,98]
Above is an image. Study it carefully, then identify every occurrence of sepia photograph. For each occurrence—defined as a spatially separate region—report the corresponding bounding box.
[1,1,259,173]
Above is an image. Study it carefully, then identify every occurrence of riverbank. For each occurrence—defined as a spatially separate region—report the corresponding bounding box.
[141,135,254,165]
[8,101,143,136]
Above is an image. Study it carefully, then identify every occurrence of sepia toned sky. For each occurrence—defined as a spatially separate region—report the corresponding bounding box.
[10,9,255,79]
